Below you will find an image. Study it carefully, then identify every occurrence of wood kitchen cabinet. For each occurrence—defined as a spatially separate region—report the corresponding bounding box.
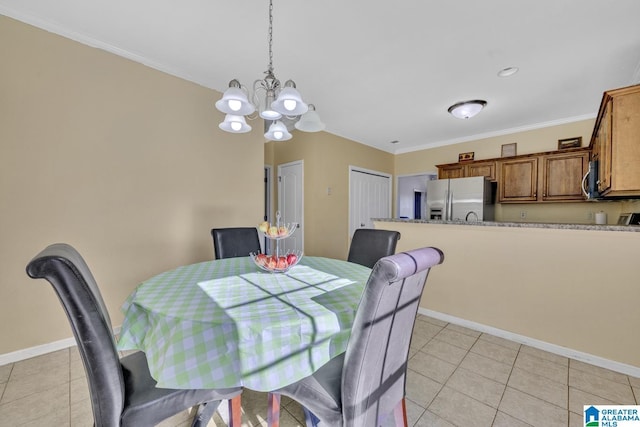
[438,164,465,179]
[438,148,589,203]
[437,160,496,180]
[590,84,640,197]
[466,160,496,180]
[498,148,590,203]
[498,157,538,202]
[540,149,590,201]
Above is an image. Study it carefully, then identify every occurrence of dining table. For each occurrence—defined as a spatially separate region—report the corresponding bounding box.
[116,255,372,395]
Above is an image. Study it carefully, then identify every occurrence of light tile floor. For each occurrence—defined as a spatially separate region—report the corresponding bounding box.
[1,314,638,426]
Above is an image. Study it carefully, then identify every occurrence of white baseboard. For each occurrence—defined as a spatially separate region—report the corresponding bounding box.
[418,308,640,378]
[0,326,121,366]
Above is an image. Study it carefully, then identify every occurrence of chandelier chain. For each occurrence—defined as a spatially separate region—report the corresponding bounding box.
[267,0,274,75]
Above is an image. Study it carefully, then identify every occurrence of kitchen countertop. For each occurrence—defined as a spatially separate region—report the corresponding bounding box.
[373,218,640,232]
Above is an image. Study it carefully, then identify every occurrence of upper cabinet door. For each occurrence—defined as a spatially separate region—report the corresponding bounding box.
[438,164,464,179]
[498,157,538,202]
[466,161,496,181]
[541,150,589,201]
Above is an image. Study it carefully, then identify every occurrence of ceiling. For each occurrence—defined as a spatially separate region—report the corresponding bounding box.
[2,0,640,154]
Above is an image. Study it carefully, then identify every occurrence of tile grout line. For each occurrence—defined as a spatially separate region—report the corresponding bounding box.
[567,356,572,427]
[406,321,450,423]
[427,325,488,427]
[490,340,521,427]
[0,363,14,405]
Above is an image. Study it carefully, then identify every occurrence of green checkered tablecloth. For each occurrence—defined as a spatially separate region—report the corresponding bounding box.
[117,256,371,391]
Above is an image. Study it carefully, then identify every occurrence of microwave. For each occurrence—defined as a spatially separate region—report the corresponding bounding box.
[582,160,601,199]
[617,213,640,225]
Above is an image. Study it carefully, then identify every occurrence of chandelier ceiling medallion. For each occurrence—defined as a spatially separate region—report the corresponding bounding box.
[215,0,325,141]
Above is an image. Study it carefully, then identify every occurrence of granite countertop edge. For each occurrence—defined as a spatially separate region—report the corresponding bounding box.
[372,218,640,232]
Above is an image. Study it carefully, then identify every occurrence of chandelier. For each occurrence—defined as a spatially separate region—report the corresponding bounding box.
[215,0,325,141]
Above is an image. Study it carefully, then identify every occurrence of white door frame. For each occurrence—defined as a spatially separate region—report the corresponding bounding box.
[278,160,304,253]
[348,165,392,238]
[263,165,273,254]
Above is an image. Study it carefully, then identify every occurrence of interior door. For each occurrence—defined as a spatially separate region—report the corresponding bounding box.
[278,160,303,253]
[349,167,392,238]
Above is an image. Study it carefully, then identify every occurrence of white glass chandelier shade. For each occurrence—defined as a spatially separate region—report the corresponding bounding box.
[215,82,256,116]
[271,82,308,116]
[259,89,282,120]
[294,104,325,132]
[219,114,252,133]
[448,100,487,119]
[264,120,292,141]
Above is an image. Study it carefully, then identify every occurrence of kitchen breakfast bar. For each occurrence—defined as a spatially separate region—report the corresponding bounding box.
[373,218,640,376]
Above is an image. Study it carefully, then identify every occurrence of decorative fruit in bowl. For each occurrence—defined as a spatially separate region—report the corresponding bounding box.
[257,221,298,239]
[250,251,303,273]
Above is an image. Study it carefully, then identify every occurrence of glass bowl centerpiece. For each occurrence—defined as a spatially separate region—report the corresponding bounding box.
[253,211,302,273]
[250,251,303,273]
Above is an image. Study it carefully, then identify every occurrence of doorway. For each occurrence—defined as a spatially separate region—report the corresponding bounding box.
[277,160,304,253]
[349,167,392,239]
[397,173,436,219]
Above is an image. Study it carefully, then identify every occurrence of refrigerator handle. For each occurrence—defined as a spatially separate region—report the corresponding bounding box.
[443,190,448,221]
[447,190,453,221]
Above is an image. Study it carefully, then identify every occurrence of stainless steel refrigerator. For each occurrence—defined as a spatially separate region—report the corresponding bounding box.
[426,176,495,222]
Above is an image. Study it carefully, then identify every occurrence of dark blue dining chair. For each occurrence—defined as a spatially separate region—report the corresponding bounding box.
[267,246,444,427]
[26,243,243,427]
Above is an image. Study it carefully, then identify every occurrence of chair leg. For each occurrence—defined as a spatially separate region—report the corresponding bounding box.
[191,400,221,427]
[228,395,242,427]
[302,407,320,427]
[266,393,319,427]
[267,392,281,427]
[393,398,408,427]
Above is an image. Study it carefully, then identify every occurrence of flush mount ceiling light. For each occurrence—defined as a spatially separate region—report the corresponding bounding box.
[447,100,487,119]
[498,66,519,77]
[216,0,323,141]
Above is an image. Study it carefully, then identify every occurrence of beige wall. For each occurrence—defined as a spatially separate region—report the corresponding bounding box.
[0,16,264,354]
[375,221,640,370]
[268,132,394,259]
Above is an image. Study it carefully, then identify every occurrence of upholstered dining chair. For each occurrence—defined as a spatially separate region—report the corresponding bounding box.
[266,246,444,427]
[211,227,261,259]
[347,228,401,268]
[26,243,243,427]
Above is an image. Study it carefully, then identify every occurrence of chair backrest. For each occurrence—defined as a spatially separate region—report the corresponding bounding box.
[347,228,401,269]
[211,227,261,259]
[26,243,125,426]
[341,246,444,425]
